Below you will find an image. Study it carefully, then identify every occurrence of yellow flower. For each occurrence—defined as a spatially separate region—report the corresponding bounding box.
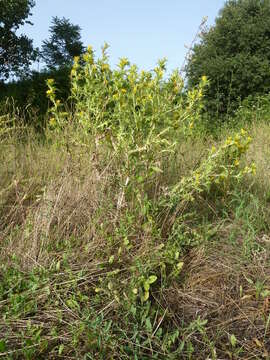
[119,57,130,69]
[240,128,246,135]
[101,63,109,71]
[46,89,53,96]
[225,136,232,145]
[83,53,89,62]
[201,75,207,83]
[245,166,250,173]
[47,78,54,85]
[49,118,56,126]
[195,172,200,184]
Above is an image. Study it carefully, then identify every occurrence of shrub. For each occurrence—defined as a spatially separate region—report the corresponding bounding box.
[186,0,270,118]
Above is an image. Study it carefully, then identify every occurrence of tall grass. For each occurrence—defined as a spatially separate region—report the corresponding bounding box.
[1,47,270,359]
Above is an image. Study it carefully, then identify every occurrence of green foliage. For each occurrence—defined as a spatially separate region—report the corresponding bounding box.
[41,16,85,70]
[0,67,71,131]
[235,92,270,124]
[186,0,270,117]
[0,13,83,124]
[0,0,37,79]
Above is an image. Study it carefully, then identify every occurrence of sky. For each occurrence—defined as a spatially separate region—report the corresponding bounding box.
[22,0,226,73]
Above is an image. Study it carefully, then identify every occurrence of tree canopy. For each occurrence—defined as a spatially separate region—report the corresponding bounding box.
[41,17,85,70]
[186,0,270,116]
[0,0,37,80]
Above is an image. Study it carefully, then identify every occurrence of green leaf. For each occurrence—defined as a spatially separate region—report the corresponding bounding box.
[123,237,129,246]
[130,305,136,316]
[230,334,237,347]
[246,277,254,285]
[58,344,64,355]
[143,282,150,291]
[145,317,152,332]
[56,260,61,271]
[0,340,6,352]
[148,275,157,284]
[179,340,185,352]
[143,291,149,302]
[177,262,184,271]
[151,166,163,174]
[261,289,270,298]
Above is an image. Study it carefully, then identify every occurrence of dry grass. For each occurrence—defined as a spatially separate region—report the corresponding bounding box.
[248,122,270,195]
[164,241,270,359]
[0,122,270,359]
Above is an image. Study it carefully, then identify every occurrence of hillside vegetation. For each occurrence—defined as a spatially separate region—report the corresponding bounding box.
[1,47,270,359]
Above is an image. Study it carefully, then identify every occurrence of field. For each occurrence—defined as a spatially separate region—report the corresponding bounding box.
[1,49,270,359]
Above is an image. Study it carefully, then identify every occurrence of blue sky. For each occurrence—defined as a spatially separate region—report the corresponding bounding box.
[23,0,225,72]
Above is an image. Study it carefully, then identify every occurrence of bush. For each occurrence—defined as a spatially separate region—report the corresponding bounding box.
[0,67,71,130]
[186,0,270,118]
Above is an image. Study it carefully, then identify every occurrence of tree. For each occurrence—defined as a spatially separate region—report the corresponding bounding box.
[41,17,85,69]
[186,0,270,116]
[0,0,37,80]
